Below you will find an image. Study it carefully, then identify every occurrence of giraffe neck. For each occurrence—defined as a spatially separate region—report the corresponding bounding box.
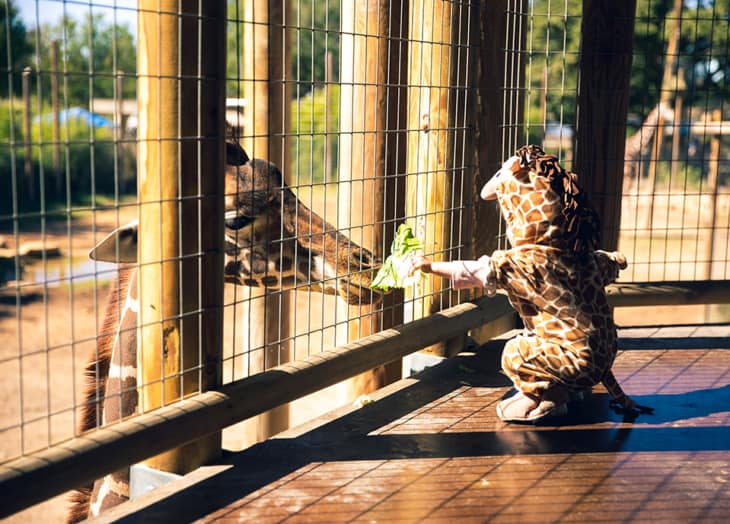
[637,105,663,153]
[88,269,139,518]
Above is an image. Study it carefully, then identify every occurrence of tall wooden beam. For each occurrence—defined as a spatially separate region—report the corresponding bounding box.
[137,0,226,474]
[472,1,525,265]
[467,0,526,343]
[573,0,637,250]
[404,0,459,357]
[240,0,292,442]
[337,0,407,392]
[647,0,683,192]
[50,40,62,194]
[22,67,34,202]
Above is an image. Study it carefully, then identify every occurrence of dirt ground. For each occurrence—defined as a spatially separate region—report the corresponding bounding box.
[0,204,361,523]
[0,208,136,523]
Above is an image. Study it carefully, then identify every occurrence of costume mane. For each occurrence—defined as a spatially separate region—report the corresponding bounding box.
[515,144,601,259]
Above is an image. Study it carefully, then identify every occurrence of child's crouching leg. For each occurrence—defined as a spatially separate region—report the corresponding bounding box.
[497,336,569,423]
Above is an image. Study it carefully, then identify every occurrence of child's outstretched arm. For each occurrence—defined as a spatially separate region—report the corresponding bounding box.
[409,255,498,295]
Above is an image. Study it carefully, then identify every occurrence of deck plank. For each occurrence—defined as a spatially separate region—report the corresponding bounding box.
[94,326,730,523]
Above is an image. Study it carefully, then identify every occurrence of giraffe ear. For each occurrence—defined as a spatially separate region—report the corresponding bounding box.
[226,140,249,166]
[89,220,138,263]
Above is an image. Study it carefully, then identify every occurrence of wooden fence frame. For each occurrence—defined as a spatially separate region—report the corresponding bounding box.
[3,1,729,519]
[2,279,729,517]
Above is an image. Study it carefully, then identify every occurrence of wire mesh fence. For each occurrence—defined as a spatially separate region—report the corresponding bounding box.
[0,1,729,519]
[520,0,730,285]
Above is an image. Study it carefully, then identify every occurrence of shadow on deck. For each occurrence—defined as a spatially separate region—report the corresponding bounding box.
[97,326,730,523]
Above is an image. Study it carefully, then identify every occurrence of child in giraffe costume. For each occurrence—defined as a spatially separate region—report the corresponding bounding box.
[411,145,650,423]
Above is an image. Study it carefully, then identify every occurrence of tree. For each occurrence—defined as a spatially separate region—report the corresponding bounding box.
[527,0,730,127]
[525,0,583,126]
[0,0,33,98]
[679,0,730,107]
[630,0,673,114]
[32,12,136,106]
[226,0,340,99]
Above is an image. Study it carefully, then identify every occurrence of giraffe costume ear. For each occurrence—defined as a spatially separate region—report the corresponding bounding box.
[516,144,546,169]
[89,220,138,263]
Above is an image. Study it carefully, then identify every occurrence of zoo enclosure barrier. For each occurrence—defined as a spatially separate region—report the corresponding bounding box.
[1,0,729,518]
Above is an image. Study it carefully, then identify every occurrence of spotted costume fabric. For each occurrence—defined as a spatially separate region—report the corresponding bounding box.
[442,145,633,406]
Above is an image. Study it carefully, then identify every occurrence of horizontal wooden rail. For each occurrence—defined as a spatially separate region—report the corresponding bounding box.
[1,279,728,517]
[606,280,730,307]
[0,295,513,518]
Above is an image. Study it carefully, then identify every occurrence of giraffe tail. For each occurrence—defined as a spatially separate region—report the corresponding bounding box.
[66,487,93,524]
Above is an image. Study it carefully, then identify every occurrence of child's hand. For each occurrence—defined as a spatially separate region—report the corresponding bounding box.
[409,255,432,276]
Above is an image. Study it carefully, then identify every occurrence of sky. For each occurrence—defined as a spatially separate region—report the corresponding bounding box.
[17,0,137,37]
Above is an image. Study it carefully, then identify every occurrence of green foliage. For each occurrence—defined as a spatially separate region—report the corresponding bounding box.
[291,0,340,98]
[631,0,674,111]
[0,99,133,217]
[0,0,33,98]
[678,0,730,106]
[31,13,137,105]
[291,85,338,184]
[226,0,340,98]
[370,224,424,292]
[524,0,582,125]
[526,0,730,125]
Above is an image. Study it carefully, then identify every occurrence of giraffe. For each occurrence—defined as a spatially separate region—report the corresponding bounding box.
[623,102,675,179]
[411,145,652,423]
[67,134,383,522]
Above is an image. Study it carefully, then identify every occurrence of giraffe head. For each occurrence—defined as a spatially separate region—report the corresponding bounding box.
[480,144,600,255]
[90,137,382,305]
[221,145,382,304]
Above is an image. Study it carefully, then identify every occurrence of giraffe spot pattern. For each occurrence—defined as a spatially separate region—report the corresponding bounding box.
[261,275,279,287]
[489,147,626,400]
[276,256,293,272]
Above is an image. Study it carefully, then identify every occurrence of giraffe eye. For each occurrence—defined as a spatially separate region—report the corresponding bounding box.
[225,214,253,230]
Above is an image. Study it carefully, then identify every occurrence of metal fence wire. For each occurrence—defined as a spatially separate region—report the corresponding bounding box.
[0,0,728,518]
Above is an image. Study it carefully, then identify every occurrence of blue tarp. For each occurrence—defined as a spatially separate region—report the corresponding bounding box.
[35,107,115,128]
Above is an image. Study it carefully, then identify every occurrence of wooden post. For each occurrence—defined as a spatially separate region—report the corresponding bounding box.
[573,0,637,250]
[337,0,407,392]
[324,50,334,183]
[114,69,124,194]
[670,65,686,182]
[240,0,292,442]
[646,0,683,193]
[50,41,62,195]
[22,67,34,202]
[137,0,226,475]
[467,0,525,344]
[704,109,721,280]
[472,0,527,260]
[405,0,479,357]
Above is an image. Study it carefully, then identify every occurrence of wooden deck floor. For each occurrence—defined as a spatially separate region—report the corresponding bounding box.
[96,325,730,523]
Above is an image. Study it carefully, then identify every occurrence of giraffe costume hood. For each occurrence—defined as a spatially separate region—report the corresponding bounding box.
[484,145,648,421]
[413,145,650,423]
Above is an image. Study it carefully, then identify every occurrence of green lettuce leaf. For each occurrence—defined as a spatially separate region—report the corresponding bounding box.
[370,224,425,291]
